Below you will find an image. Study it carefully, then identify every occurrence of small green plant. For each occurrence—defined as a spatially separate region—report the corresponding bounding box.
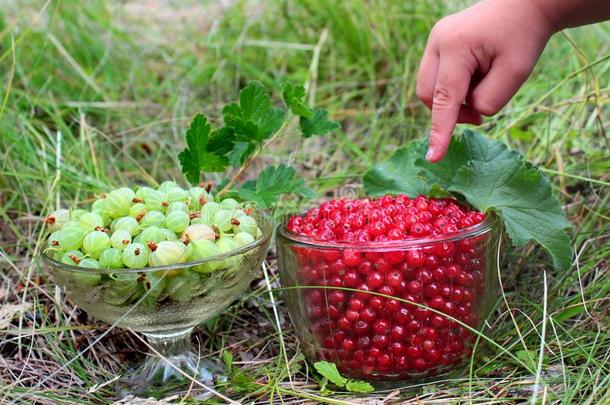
[179,81,339,207]
[313,361,374,394]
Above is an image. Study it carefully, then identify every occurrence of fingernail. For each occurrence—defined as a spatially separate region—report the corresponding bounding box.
[426,145,436,162]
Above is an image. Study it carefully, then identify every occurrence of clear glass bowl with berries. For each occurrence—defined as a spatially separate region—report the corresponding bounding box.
[277,194,501,384]
[40,182,272,397]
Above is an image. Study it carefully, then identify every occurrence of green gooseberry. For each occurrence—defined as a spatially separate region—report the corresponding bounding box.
[166,272,202,302]
[60,250,85,266]
[83,230,112,259]
[57,227,86,251]
[103,272,142,306]
[140,271,167,302]
[168,201,188,214]
[165,187,189,203]
[188,186,211,210]
[213,209,236,233]
[47,231,61,249]
[137,226,164,245]
[110,229,132,251]
[75,259,102,286]
[114,216,141,236]
[215,235,240,269]
[45,209,70,232]
[99,248,124,269]
[160,228,179,241]
[234,232,255,247]
[141,210,165,228]
[79,258,100,268]
[158,181,179,192]
[181,224,215,243]
[79,212,104,231]
[201,201,222,224]
[71,209,88,220]
[220,198,240,210]
[122,243,150,268]
[165,211,189,234]
[135,186,156,200]
[149,241,187,267]
[235,214,258,237]
[144,190,169,213]
[129,202,147,218]
[105,187,135,217]
[187,239,220,273]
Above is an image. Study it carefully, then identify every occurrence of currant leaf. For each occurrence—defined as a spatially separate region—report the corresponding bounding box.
[282,83,313,118]
[449,156,572,270]
[238,164,315,208]
[299,107,340,137]
[363,139,431,197]
[222,81,285,142]
[178,114,230,184]
[362,130,573,270]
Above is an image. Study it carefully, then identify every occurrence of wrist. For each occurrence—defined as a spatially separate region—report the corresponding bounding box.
[523,0,562,34]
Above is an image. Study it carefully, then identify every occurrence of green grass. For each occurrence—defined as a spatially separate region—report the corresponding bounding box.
[1,0,609,403]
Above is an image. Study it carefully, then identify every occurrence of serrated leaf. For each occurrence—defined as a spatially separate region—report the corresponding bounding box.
[417,130,514,188]
[179,114,229,184]
[363,139,431,197]
[345,380,375,393]
[313,361,347,387]
[450,158,572,270]
[227,141,256,168]
[282,83,313,118]
[424,132,573,270]
[222,81,285,142]
[299,107,340,137]
[362,130,572,270]
[238,164,315,208]
[208,127,236,155]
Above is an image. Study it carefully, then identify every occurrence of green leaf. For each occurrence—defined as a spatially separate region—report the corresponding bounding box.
[178,114,230,184]
[363,139,431,197]
[450,157,572,270]
[227,141,256,168]
[222,81,285,142]
[238,164,315,208]
[299,107,340,137]
[313,361,347,387]
[208,127,235,155]
[282,83,313,118]
[417,130,513,189]
[362,130,572,270]
[345,380,375,393]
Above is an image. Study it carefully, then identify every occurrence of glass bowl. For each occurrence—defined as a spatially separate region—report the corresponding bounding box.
[276,215,501,384]
[42,213,272,397]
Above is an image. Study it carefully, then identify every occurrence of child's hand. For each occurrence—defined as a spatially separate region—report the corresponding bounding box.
[417,0,554,162]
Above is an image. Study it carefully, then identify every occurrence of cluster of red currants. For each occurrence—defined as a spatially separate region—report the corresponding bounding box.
[287,195,489,378]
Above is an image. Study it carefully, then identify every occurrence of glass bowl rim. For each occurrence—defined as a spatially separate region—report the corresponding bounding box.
[41,212,273,275]
[277,213,497,250]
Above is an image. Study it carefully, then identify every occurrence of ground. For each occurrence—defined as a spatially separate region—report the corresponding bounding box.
[0,0,609,404]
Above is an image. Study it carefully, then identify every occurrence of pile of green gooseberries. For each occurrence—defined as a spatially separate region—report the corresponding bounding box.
[44,181,263,305]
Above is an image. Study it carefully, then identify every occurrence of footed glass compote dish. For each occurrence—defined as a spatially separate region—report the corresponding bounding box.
[42,214,271,398]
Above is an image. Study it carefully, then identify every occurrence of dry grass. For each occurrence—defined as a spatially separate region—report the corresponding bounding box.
[1,0,609,403]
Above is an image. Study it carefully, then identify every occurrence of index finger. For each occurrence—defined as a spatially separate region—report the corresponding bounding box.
[426,56,473,162]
